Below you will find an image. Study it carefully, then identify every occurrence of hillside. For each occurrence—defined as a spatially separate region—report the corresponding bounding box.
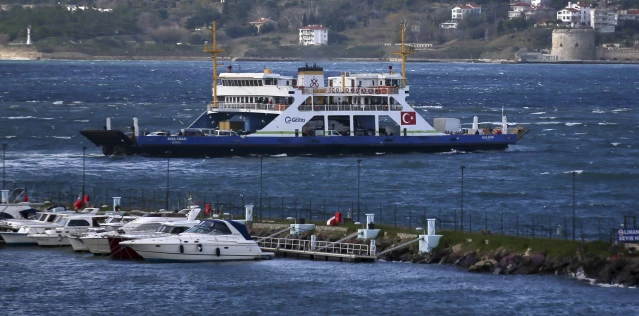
[0,0,636,60]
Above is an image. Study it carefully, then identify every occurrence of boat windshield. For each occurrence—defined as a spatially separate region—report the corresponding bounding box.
[185,221,231,235]
[57,218,69,227]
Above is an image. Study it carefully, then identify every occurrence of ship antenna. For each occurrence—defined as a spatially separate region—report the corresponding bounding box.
[204,21,226,109]
[392,23,413,87]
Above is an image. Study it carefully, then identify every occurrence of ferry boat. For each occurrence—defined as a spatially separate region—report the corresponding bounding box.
[80,23,528,158]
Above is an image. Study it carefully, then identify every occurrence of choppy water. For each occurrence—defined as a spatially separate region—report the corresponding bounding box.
[1,61,638,236]
[0,246,637,315]
[1,60,638,313]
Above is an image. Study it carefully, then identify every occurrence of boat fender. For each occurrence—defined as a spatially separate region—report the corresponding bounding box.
[58,234,62,241]
[197,243,203,252]
[384,106,388,111]
[179,244,184,254]
[368,88,373,94]
[314,106,319,111]
[346,88,350,93]
[355,88,359,93]
[381,88,387,94]
[216,247,221,257]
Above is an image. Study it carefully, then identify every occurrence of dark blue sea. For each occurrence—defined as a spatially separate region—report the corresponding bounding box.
[0,60,638,314]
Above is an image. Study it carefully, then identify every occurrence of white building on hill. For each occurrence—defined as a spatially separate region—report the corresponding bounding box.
[557,2,591,27]
[299,25,328,46]
[590,9,617,33]
[451,3,482,20]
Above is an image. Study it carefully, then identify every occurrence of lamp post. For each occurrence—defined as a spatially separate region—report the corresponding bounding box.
[357,159,362,223]
[260,157,263,219]
[2,143,6,190]
[460,165,465,232]
[572,171,577,241]
[165,151,171,211]
[82,146,86,206]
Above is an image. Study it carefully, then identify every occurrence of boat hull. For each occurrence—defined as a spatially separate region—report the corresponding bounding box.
[29,234,70,247]
[83,237,112,255]
[68,236,90,252]
[108,236,144,260]
[83,132,518,157]
[124,242,264,263]
[0,232,38,245]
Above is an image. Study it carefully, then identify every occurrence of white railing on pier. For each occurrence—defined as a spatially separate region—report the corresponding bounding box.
[301,86,400,95]
[254,236,370,256]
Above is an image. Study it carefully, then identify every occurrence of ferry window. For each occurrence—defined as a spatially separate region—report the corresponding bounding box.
[216,79,222,85]
[329,80,333,86]
[359,81,362,86]
[258,80,263,86]
[292,79,297,86]
[286,80,289,86]
[250,80,254,86]
[136,223,160,231]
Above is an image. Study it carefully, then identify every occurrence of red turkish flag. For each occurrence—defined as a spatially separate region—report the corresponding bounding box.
[400,111,416,125]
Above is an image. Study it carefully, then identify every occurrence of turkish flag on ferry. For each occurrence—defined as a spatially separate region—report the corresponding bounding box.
[400,111,416,125]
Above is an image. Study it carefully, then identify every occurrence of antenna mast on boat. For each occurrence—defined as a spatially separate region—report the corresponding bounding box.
[392,23,413,86]
[204,21,225,108]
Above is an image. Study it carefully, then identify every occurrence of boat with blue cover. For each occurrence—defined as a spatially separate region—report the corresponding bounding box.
[80,22,528,158]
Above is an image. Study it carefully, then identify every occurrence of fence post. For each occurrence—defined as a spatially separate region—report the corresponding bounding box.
[394,204,397,228]
[454,209,457,232]
[532,215,535,239]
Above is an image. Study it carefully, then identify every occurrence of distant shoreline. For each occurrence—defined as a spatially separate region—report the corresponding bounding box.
[2,53,639,65]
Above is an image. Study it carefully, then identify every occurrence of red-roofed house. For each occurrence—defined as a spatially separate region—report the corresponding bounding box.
[509,3,532,19]
[451,3,482,20]
[557,2,590,27]
[299,25,328,46]
[249,17,275,34]
[618,9,639,23]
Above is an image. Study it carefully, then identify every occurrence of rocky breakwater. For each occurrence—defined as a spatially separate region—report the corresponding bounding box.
[250,224,638,287]
[0,46,42,60]
[413,242,638,287]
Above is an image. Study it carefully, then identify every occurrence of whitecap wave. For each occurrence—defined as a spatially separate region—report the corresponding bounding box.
[611,143,621,146]
[592,110,605,114]
[530,112,545,115]
[52,101,64,105]
[414,105,442,109]
[565,122,582,126]
[536,121,562,125]
[52,136,72,139]
[598,122,617,126]
[73,120,90,123]
[563,170,583,174]
[270,153,287,158]
[541,129,555,131]
[6,116,36,119]
[612,108,630,112]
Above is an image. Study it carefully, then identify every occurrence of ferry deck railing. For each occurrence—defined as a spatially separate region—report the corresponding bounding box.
[301,87,400,95]
[209,102,405,112]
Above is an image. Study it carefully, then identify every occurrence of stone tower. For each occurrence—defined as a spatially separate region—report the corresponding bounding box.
[26,25,32,45]
[551,29,595,61]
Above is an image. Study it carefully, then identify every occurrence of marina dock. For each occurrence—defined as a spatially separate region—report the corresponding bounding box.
[254,236,377,263]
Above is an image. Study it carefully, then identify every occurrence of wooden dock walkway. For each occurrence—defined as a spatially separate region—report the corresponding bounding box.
[254,236,377,263]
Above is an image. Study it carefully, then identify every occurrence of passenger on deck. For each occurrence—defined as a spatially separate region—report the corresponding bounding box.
[475,130,480,135]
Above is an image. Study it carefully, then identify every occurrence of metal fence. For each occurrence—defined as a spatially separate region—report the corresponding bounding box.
[2,182,636,243]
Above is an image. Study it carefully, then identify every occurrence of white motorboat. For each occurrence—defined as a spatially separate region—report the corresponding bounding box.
[0,211,75,245]
[28,214,107,247]
[110,209,201,260]
[85,211,196,256]
[120,219,273,262]
[68,215,137,252]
